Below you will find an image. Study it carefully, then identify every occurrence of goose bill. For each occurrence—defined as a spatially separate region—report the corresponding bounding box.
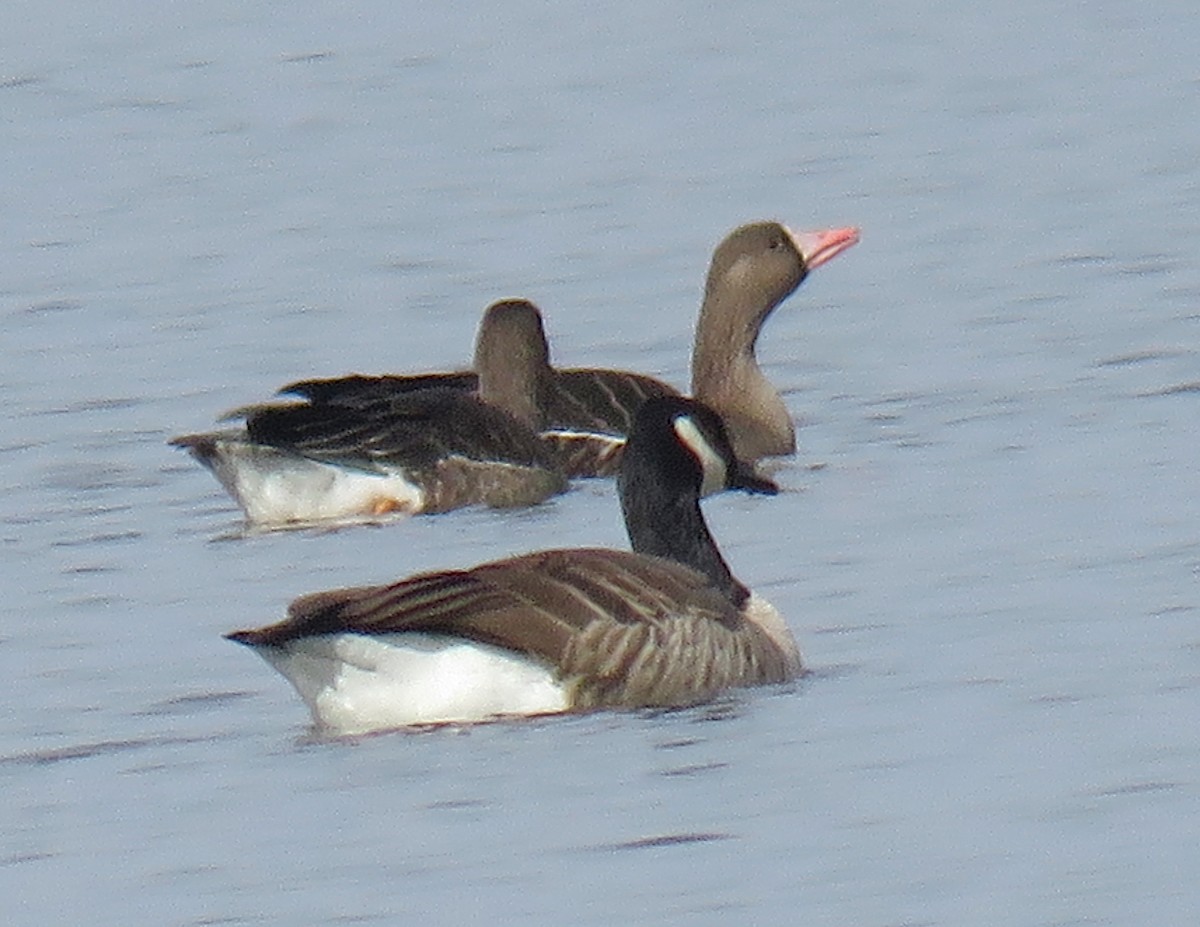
[787,226,860,270]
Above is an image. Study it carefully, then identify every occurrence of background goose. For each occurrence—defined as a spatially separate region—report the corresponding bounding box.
[285,221,859,474]
[170,310,568,527]
[225,396,803,735]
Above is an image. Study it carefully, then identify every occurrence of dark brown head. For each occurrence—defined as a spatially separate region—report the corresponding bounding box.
[473,299,552,427]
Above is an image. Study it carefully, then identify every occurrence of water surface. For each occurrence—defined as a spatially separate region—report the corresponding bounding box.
[3,2,1198,924]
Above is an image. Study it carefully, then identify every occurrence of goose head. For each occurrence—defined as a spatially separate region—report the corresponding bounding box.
[693,221,859,462]
[704,222,858,326]
[621,395,778,503]
[474,299,552,428]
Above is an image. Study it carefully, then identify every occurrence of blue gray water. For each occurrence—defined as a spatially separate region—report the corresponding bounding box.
[3,2,1198,924]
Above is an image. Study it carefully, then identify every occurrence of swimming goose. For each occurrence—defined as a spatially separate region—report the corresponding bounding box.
[224,396,803,734]
[285,221,859,472]
[169,303,568,527]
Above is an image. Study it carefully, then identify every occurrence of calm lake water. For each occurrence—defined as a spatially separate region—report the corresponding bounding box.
[3,1,1198,924]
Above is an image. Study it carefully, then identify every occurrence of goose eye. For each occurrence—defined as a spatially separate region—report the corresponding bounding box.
[768,237,784,251]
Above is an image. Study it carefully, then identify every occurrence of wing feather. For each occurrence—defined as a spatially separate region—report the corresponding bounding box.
[236,389,559,471]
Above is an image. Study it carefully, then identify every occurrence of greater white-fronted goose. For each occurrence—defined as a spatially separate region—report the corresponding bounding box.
[224,396,802,734]
[285,221,859,473]
[169,305,569,527]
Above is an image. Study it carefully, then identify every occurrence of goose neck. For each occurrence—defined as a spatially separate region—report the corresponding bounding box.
[619,473,748,606]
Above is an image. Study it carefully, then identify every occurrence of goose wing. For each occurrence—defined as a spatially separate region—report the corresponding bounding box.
[280,371,478,408]
[533,370,680,477]
[282,367,675,435]
[238,388,558,471]
[545,369,681,434]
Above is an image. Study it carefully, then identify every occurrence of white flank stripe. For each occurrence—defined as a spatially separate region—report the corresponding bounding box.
[541,428,626,448]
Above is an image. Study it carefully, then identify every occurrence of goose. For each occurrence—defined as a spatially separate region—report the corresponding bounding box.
[169,301,568,527]
[224,396,803,735]
[284,221,859,472]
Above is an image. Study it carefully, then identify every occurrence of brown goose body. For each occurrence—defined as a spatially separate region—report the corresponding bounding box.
[226,397,803,734]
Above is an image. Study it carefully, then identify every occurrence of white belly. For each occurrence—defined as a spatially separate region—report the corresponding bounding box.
[207,442,425,526]
[256,633,571,735]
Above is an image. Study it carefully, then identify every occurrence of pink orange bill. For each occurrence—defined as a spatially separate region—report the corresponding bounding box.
[789,226,860,270]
